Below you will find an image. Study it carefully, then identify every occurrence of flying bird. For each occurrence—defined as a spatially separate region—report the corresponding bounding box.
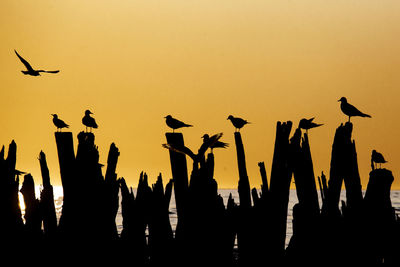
[162,133,223,162]
[227,115,250,132]
[51,114,69,132]
[165,115,193,132]
[299,117,323,133]
[82,110,98,132]
[371,150,387,169]
[15,50,59,76]
[338,97,371,122]
[202,134,228,153]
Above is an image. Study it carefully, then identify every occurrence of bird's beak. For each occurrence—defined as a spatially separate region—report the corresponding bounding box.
[51,114,55,116]
[337,99,341,102]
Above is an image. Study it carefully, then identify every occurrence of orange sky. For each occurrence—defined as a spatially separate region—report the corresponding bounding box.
[1,0,400,189]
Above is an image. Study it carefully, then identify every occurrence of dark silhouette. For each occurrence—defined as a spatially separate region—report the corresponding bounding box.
[227,115,250,131]
[165,115,193,132]
[298,117,323,133]
[372,149,387,169]
[0,111,398,266]
[162,133,223,163]
[82,109,98,132]
[202,134,229,152]
[52,114,69,132]
[338,97,371,122]
[15,50,59,76]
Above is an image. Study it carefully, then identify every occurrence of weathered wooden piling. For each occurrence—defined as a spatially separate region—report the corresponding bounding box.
[38,151,57,238]
[234,132,251,208]
[54,132,75,198]
[291,131,320,215]
[269,121,293,257]
[165,133,189,230]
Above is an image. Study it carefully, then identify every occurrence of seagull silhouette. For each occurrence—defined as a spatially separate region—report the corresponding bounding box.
[371,150,387,169]
[202,134,229,153]
[338,97,371,122]
[227,115,250,132]
[162,133,223,162]
[82,110,98,132]
[165,115,193,133]
[51,114,69,132]
[299,117,323,133]
[15,50,59,76]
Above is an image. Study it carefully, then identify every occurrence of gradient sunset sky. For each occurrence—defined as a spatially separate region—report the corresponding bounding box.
[1,0,399,189]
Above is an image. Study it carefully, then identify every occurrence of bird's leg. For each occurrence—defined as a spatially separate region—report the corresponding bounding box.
[348,116,351,122]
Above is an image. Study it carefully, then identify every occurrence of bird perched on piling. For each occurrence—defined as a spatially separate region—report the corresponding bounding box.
[227,115,250,132]
[51,114,69,132]
[338,97,371,122]
[162,133,223,162]
[371,150,387,169]
[202,134,229,153]
[299,117,323,133]
[165,115,193,132]
[82,110,98,132]
[15,50,59,76]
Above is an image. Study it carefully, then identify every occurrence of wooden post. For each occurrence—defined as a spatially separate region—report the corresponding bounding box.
[38,151,57,238]
[234,132,251,208]
[165,133,189,232]
[269,121,293,257]
[54,132,75,198]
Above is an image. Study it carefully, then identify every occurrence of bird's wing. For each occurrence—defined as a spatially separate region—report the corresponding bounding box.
[198,132,223,155]
[38,70,59,73]
[308,117,315,122]
[346,103,365,116]
[214,141,229,149]
[162,143,196,160]
[15,50,34,71]
[310,122,323,128]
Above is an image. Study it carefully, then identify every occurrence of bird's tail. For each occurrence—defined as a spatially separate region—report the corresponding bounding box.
[361,113,371,118]
[184,124,193,127]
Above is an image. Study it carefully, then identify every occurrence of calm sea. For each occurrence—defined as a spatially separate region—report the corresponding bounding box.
[22,187,400,247]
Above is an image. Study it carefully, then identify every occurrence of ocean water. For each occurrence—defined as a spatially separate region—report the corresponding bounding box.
[23,187,400,248]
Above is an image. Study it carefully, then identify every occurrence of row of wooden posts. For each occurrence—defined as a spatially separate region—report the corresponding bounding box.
[0,121,398,265]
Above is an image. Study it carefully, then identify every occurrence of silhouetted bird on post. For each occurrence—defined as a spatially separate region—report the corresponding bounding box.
[299,117,323,133]
[82,110,98,132]
[371,150,387,169]
[15,50,59,76]
[165,115,193,133]
[51,114,69,132]
[162,133,223,162]
[338,97,371,122]
[227,115,249,132]
[202,134,228,153]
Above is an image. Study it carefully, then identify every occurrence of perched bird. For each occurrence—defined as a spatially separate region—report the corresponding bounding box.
[299,117,323,133]
[162,133,223,162]
[82,110,98,132]
[51,114,69,132]
[338,97,371,122]
[165,115,193,132]
[227,115,250,132]
[202,134,229,152]
[15,50,59,76]
[371,150,387,169]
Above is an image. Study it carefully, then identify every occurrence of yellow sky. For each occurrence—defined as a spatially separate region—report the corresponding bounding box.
[1,0,399,189]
